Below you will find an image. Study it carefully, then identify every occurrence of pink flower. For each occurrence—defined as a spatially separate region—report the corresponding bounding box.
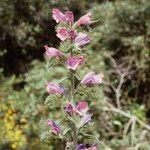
[75,32,90,46]
[65,56,85,70]
[65,11,74,23]
[44,45,63,58]
[77,12,92,26]
[52,8,74,24]
[46,82,64,94]
[64,101,89,116]
[47,119,61,135]
[56,27,69,41]
[52,8,66,23]
[75,101,89,116]
[80,71,103,86]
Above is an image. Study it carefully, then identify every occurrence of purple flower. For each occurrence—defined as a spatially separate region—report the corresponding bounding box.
[46,82,64,95]
[64,102,74,116]
[65,56,85,70]
[77,144,97,150]
[75,32,90,47]
[77,144,86,150]
[80,71,103,86]
[47,119,61,135]
[44,45,63,58]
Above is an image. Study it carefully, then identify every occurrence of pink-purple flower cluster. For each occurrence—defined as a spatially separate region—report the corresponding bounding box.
[44,8,103,149]
[44,8,91,69]
[52,8,91,25]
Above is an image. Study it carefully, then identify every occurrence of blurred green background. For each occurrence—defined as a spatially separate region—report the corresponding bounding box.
[0,0,150,149]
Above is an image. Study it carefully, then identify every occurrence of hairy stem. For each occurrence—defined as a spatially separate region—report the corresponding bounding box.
[70,70,78,149]
[73,127,78,150]
[71,70,75,99]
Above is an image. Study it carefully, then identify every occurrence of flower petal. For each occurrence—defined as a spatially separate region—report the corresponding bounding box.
[65,56,85,70]
[47,119,61,135]
[44,45,63,58]
[76,101,89,115]
[81,72,103,86]
[46,82,64,94]
[77,12,92,26]
[75,32,90,46]
[56,27,69,41]
[65,11,74,23]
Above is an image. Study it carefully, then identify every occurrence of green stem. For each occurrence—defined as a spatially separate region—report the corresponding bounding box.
[70,37,78,149]
[73,127,78,150]
[71,70,75,99]
[70,70,78,149]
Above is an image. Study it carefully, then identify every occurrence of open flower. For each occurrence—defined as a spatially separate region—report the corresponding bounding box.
[77,12,92,26]
[75,101,89,116]
[56,27,69,41]
[44,45,63,58]
[47,120,61,135]
[75,32,90,47]
[46,82,64,94]
[52,8,66,23]
[65,56,85,70]
[65,11,74,24]
[80,71,103,86]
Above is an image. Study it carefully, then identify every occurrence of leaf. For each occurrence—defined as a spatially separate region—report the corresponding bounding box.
[113,120,122,126]
[76,91,87,97]
[63,127,71,135]
[44,95,59,106]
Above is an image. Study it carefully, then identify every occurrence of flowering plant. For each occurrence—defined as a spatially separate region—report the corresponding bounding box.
[42,8,103,150]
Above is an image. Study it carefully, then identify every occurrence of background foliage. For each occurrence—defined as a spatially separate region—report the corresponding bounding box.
[0,0,149,149]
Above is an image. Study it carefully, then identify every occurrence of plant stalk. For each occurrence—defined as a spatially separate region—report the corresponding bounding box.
[70,70,77,149]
